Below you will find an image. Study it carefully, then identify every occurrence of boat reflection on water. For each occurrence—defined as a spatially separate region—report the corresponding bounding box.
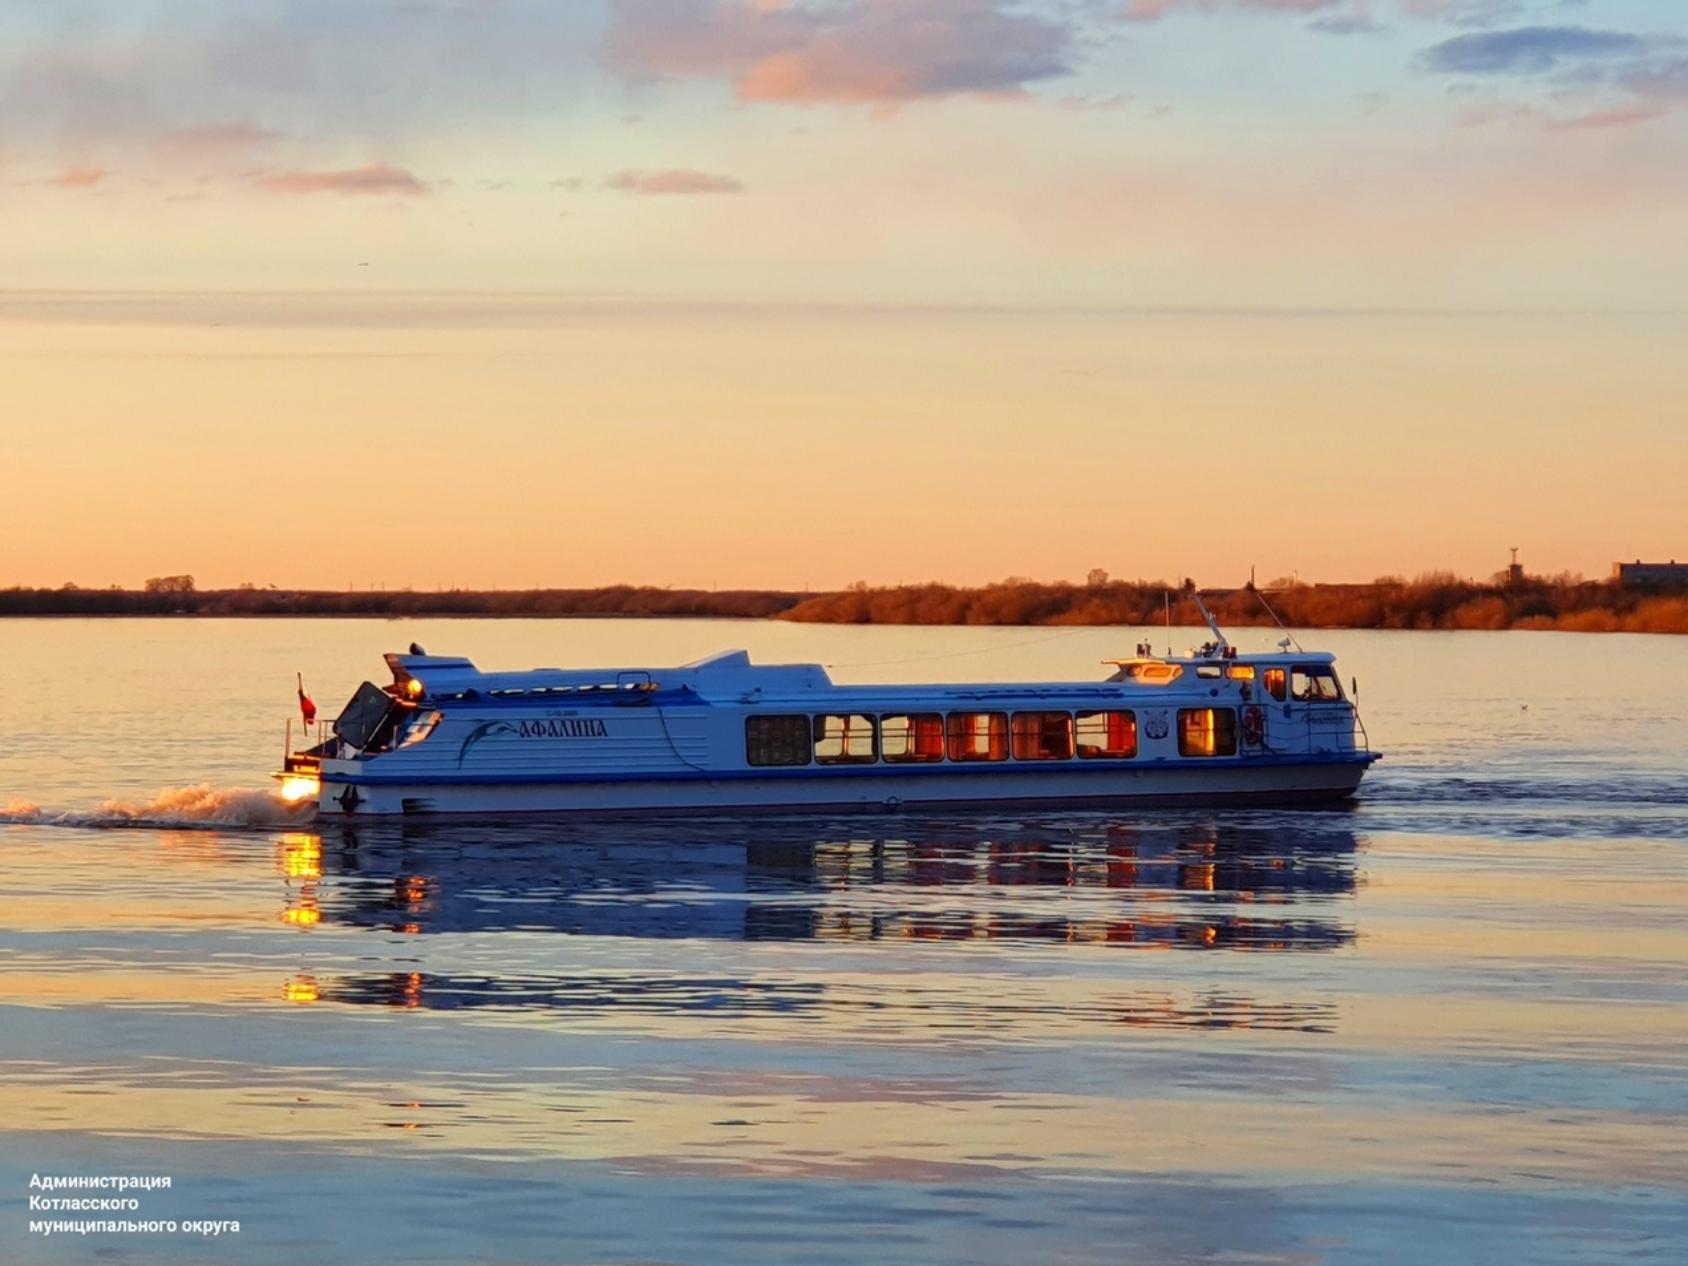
[276,813,1357,948]
[276,815,1358,1035]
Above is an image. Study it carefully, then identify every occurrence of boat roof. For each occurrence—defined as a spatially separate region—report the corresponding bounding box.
[389,647,1338,705]
[390,649,832,699]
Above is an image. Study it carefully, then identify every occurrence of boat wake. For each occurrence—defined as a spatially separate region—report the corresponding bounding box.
[0,784,313,832]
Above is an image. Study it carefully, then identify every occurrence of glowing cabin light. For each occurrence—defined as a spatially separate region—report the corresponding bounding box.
[280,775,320,804]
[405,679,424,699]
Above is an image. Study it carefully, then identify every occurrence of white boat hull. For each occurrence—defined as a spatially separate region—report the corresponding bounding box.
[290,646,1381,819]
[316,757,1373,818]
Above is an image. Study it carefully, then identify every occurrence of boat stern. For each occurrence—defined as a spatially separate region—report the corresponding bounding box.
[274,720,327,813]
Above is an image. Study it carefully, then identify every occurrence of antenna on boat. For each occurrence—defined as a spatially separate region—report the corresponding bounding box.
[1163,590,1171,658]
[1187,583,1229,657]
[1252,586,1302,653]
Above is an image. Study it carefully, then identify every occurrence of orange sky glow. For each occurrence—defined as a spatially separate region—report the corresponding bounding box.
[3,2,1685,590]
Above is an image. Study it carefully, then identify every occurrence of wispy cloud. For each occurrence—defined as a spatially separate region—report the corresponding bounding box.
[253,163,429,195]
[1122,0,1348,21]
[1309,13,1384,36]
[1458,100,1668,132]
[157,122,284,155]
[1421,26,1657,75]
[49,165,106,189]
[0,2,598,155]
[1122,1,1576,31]
[606,169,746,195]
[606,0,1074,108]
[1546,105,1669,132]
[1400,1,1531,27]
[1425,24,1688,131]
[1624,56,1688,103]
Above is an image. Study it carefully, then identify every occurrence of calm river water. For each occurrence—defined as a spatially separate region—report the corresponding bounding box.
[2,618,1686,1265]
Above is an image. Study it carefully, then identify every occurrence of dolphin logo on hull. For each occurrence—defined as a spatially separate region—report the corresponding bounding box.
[456,720,517,767]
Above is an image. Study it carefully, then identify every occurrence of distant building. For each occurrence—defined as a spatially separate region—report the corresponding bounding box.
[1613,560,1688,587]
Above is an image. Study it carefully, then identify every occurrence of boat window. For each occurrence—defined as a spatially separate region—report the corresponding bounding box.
[881,713,946,763]
[1011,712,1074,761]
[1123,663,1183,684]
[1194,664,1223,679]
[946,712,1008,762]
[1178,708,1238,757]
[1076,710,1137,759]
[1226,664,1256,680]
[745,715,813,767]
[1291,665,1343,702]
[813,714,876,764]
[1263,668,1287,701]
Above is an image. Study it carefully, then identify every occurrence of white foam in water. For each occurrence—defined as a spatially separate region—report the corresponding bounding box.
[0,784,312,831]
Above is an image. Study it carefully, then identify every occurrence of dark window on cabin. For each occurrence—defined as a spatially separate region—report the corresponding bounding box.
[814,714,876,764]
[1178,708,1238,757]
[1291,666,1343,702]
[881,713,946,763]
[1076,710,1137,759]
[1263,668,1287,701]
[946,712,1008,762]
[745,715,812,766]
[1011,712,1074,761]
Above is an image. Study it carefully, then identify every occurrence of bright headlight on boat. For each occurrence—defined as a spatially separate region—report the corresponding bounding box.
[280,775,320,803]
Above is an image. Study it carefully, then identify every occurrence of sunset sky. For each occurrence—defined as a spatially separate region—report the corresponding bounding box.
[4,0,1686,589]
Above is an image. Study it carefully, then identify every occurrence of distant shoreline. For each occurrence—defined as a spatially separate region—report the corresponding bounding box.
[4,579,1686,633]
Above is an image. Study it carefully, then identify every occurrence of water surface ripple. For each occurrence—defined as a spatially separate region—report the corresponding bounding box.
[2,619,1685,1264]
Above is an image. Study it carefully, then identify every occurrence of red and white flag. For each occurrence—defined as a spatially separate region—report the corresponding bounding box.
[297,673,317,726]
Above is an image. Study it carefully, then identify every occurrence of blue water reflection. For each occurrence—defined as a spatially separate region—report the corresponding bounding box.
[288,814,1358,949]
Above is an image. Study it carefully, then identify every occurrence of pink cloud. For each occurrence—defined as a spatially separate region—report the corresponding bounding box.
[606,168,746,195]
[49,165,105,189]
[1459,100,1671,133]
[1456,101,1543,129]
[1545,105,1670,132]
[253,163,429,195]
[1122,0,1543,25]
[1122,0,1348,20]
[606,0,1072,107]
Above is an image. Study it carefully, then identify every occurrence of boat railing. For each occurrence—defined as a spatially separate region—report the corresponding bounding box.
[283,717,337,772]
[1301,705,1372,756]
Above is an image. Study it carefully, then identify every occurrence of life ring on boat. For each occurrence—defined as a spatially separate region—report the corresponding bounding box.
[1241,706,1266,746]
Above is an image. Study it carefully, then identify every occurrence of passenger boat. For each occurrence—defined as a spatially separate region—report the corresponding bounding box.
[277,611,1379,818]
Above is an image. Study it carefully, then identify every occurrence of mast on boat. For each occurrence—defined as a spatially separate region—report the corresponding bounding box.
[1187,585,1230,657]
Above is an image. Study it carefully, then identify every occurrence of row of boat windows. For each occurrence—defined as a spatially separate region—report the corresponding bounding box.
[745,708,1240,768]
[1115,661,1343,702]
